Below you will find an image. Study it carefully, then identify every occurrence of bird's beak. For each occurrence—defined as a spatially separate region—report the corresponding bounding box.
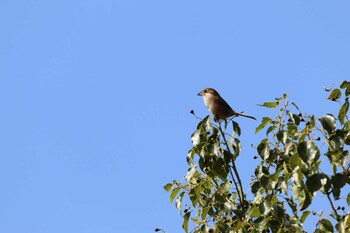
[197,91,203,96]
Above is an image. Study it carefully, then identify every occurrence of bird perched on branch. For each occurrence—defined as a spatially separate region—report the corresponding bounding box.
[198,88,256,120]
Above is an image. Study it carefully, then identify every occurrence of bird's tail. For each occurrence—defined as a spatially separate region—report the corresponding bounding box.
[234,112,256,120]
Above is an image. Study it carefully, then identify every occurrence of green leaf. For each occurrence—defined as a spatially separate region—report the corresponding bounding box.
[347,193,350,207]
[344,121,350,130]
[259,200,272,215]
[216,181,232,195]
[331,173,348,200]
[289,153,301,170]
[203,140,219,157]
[279,178,288,195]
[331,173,348,188]
[191,130,200,145]
[207,127,219,142]
[253,217,268,231]
[257,101,279,108]
[340,80,350,89]
[246,205,261,218]
[201,206,211,221]
[269,169,281,183]
[189,185,200,206]
[182,212,190,233]
[185,165,197,183]
[276,130,287,145]
[223,150,233,164]
[287,110,301,126]
[306,173,330,194]
[267,220,280,233]
[198,115,212,131]
[320,174,332,193]
[328,132,345,151]
[299,127,309,143]
[212,158,229,180]
[163,183,173,192]
[273,203,284,223]
[255,117,273,134]
[292,185,312,210]
[176,191,185,212]
[308,115,316,129]
[327,88,341,101]
[257,139,270,160]
[191,130,206,146]
[233,138,241,156]
[213,221,229,232]
[335,215,350,233]
[297,140,320,165]
[170,187,181,202]
[346,87,350,96]
[291,102,301,111]
[251,181,261,194]
[319,219,334,232]
[292,114,301,126]
[232,120,241,136]
[260,176,272,189]
[266,125,277,136]
[306,174,322,194]
[287,123,299,139]
[300,211,311,223]
[338,98,349,125]
[186,148,195,166]
[320,114,336,135]
[198,156,215,178]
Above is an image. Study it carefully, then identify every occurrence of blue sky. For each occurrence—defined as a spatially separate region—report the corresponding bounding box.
[1,1,350,232]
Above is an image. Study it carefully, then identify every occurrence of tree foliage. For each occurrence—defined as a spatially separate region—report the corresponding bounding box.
[164,81,350,233]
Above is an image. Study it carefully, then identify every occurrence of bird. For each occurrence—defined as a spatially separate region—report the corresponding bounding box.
[197,88,256,120]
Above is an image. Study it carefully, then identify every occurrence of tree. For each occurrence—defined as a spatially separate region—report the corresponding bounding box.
[164,81,350,232]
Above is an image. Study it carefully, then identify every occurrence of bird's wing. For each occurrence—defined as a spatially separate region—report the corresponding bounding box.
[215,95,233,111]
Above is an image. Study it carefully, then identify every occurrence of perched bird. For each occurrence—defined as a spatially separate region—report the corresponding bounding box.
[198,88,256,120]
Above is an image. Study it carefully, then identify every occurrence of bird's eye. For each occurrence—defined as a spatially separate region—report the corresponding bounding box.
[204,89,207,93]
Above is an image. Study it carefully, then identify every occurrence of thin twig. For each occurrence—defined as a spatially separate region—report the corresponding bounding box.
[326,193,340,220]
[217,121,246,210]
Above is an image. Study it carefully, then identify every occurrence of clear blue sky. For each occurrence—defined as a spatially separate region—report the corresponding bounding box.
[1,1,350,232]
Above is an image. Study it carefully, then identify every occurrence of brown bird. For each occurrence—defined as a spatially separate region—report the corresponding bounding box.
[198,88,256,120]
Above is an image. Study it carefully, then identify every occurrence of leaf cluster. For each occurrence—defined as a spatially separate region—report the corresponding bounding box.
[164,81,350,233]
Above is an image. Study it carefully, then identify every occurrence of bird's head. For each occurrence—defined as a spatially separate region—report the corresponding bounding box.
[197,88,220,97]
